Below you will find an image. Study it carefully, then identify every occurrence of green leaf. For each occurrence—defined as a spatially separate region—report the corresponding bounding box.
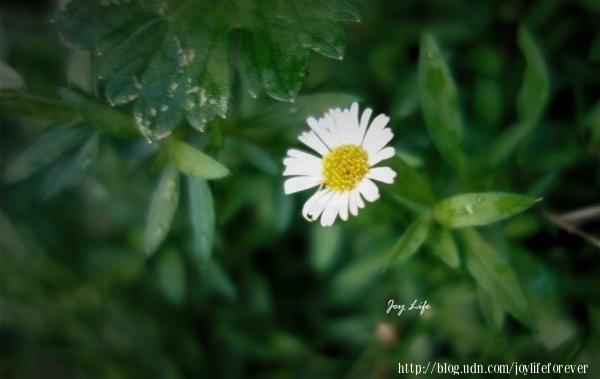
[3,123,87,184]
[170,139,229,179]
[0,63,24,89]
[485,120,536,167]
[39,132,100,200]
[386,155,436,206]
[187,176,215,262]
[433,192,539,228]
[516,25,550,123]
[156,247,186,306]
[460,229,533,325]
[391,72,419,119]
[56,0,359,140]
[426,225,460,269]
[0,91,79,122]
[144,162,180,255]
[477,285,505,330]
[310,224,343,274]
[0,90,79,122]
[418,32,465,173]
[386,213,431,267]
[236,139,279,175]
[59,88,137,137]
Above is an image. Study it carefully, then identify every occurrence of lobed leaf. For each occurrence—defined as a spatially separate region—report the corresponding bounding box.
[144,162,180,255]
[170,139,229,179]
[460,229,533,325]
[59,88,138,137]
[187,176,215,262]
[432,192,539,228]
[56,0,359,140]
[418,32,465,173]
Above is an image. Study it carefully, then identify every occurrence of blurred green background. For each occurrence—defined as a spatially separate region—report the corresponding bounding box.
[1,0,599,377]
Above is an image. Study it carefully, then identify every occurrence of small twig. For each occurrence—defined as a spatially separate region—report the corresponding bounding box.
[542,210,600,249]
[558,204,600,226]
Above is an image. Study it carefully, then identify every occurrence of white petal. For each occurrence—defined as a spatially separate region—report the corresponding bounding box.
[284,176,322,194]
[298,131,329,156]
[369,146,395,165]
[283,160,322,176]
[357,107,372,144]
[303,189,333,222]
[286,148,320,161]
[283,149,322,176]
[367,166,396,184]
[349,189,359,216]
[363,128,394,158]
[307,116,337,149]
[358,178,380,202]
[338,191,349,221]
[320,194,341,226]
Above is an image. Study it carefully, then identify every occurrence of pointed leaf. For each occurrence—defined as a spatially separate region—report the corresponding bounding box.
[386,213,431,267]
[170,140,229,179]
[386,155,436,205]
[460,229,533,325]
[187,176,215,262]
[516,25,550,123]
[427,225,460,269]
[433,192,539,228]
[144,162,180,255]
[3,123,87,184]
[39,132,100,200]
[418,32,465,172]
[59,88,137,137]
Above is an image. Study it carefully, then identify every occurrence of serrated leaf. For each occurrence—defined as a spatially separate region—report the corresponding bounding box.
[427,225,460,269]
[516,25,550,123]
[187,176,215,262]
[386,155,436,205]
[460,229,533,325]
[56,0,359,140]
[170,139,229,179]
[59,88,137,137]
[418,32,465,173]
[39,132,100,200]
[433,192,539,228]
[0,91,79,122]
[144,162,180,255]
[3,123,87,184]
[386,213,430,267]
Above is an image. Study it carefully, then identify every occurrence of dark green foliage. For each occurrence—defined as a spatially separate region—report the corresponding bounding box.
[1,0,599,377]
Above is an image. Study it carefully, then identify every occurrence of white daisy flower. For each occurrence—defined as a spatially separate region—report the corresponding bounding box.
[283,102,397,227]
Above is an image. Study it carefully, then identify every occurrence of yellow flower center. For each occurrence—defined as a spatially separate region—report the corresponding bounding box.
[322,144,369,192]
